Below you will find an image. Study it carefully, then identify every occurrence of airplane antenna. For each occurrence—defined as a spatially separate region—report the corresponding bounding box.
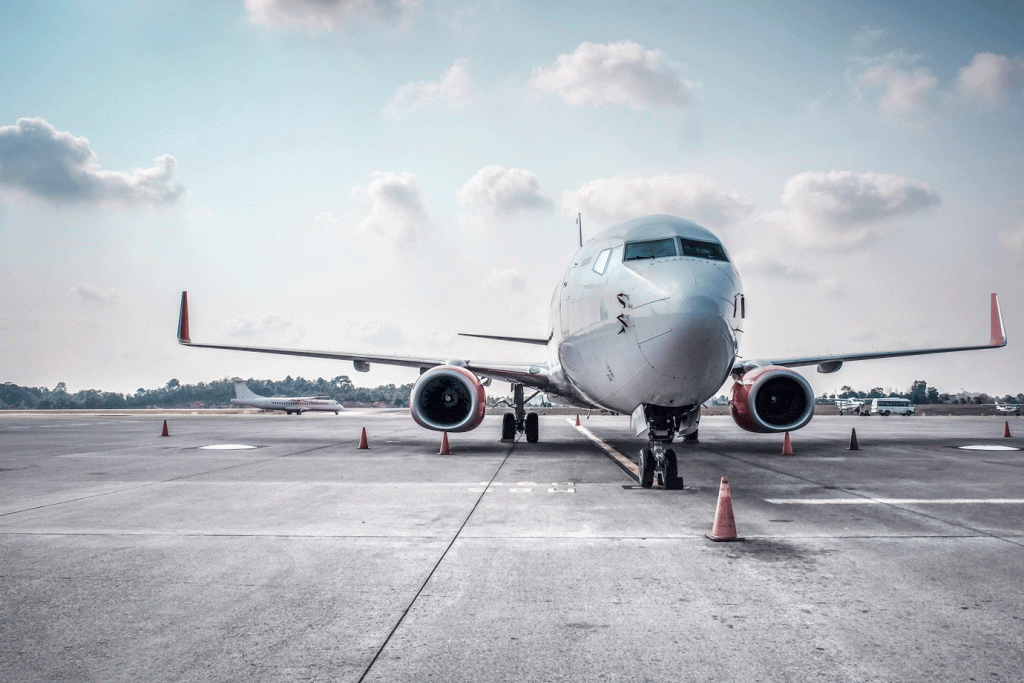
[576,213,582,248]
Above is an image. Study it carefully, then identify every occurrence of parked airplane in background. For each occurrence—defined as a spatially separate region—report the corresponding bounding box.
[995,402,1020,415]
[230,378,342,415]
[833,397,865,415]
[177,215,1007,488]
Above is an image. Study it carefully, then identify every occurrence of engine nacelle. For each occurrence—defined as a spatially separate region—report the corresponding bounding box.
[730,365,815,433]
[410,365,487,433]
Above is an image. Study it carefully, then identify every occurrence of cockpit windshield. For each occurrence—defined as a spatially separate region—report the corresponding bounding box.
[679,237,729,262]
[623,238,677,261]
[622,236,729,263]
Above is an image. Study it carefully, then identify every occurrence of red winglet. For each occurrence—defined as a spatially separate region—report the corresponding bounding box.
[990,293,1006,347]
[177,291,191,344]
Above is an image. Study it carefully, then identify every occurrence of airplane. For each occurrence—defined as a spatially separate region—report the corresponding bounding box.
[994,402,1020,415]
[176,214,1007,489]
[833,397,865,415]
[230,377,343,415]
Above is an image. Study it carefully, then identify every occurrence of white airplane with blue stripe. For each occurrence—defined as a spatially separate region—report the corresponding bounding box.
[178,215,1006,487]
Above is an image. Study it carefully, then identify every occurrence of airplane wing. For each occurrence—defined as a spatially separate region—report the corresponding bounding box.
[734,293,1007,376]
[458,332,551,346]
[177,292,553,392]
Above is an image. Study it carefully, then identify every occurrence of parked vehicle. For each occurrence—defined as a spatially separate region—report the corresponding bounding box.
[864,398,916,416]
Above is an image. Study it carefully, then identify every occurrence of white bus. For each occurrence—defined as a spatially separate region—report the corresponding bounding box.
[864,398,916,416]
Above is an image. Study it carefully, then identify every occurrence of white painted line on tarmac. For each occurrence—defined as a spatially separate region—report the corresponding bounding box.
[567,418,638,477]
[198,444,258,450]
[767,498,1024,505]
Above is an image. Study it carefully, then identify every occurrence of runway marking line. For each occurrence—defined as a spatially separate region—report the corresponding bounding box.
[567,418,638,478]
[467,482,574,494]
[767,498,1024,505]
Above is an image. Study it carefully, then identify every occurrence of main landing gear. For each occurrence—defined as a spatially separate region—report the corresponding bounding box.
[500,383,540,443]
[636,404,698,490]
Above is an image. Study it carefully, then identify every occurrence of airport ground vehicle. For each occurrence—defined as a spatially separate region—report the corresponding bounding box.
[864,398,916,416]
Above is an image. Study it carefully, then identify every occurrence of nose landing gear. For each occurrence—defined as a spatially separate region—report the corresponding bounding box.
[635,404,696,489]
[499,383,541,443]
[638,443,682,489]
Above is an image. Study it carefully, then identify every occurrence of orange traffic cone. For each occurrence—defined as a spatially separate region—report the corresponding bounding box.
[848,428,860,451]
[575,415,581,426]
[782,431,793,455]
[1004,421,1012,438]
[358,428,368,449]
[161,420,169,437]
[439,432,451,455]
[706,477,743,542]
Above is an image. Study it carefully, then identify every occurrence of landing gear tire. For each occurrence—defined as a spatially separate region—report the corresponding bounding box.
[684,429,698,443]
[638,448,655,488]
[663,449,682,490]
[501,413,516,441]
[525,412,539,443]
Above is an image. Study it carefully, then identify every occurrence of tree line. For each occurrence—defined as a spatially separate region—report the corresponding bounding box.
[3,377,1021,411]
[0,376,415,410]
[823,380,1023,405]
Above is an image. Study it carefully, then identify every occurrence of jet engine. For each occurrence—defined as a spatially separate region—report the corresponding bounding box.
[410,365,487,433]
[730,365,815,433]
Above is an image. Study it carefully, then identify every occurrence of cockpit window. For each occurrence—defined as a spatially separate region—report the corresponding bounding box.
[593,248,612,274]
[623,238,677,261]
[679,238,729,262]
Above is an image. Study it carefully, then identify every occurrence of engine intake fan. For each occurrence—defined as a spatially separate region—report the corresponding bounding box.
[410,365,487,433]
[730,365,815,433]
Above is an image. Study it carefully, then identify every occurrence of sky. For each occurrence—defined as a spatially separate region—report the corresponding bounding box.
[1,0,1023,400]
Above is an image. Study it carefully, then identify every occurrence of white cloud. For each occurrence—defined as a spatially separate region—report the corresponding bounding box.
[997,223,1024,256]
[358,325,409,348]
[955,52,1024,112]
[246,0,420,32]
[562,173,753,228]
[531,41,693,109]
[855,51,938,123]
[850,25,885,53]
[222,314,306,344]
[457,165,553,221]
[71,284,122,305]
[0,118,184,207]
[384,60,475,118]
[763,170,941,249]
[351,170,428,248]
[485,268,526,292]
[731,251,818,282]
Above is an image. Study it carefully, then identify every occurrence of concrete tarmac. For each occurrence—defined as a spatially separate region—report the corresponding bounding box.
[1,411,1022,682]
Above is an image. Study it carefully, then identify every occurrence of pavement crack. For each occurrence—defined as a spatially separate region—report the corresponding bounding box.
[356,440,517,682]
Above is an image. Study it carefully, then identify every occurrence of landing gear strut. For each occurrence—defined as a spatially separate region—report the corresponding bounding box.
[501,383,540,443]
[635,404,697,489]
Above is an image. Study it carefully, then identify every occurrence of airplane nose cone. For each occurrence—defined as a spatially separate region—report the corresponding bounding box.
[633,294,734,391]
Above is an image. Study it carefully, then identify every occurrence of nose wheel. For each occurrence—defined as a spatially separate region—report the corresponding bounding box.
[637,443,682,489]
[500,383,540,443]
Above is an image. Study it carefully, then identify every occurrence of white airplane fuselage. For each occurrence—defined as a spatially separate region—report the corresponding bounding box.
[230,379,342,414]
[230,397,342,413]
[543,216,742,416]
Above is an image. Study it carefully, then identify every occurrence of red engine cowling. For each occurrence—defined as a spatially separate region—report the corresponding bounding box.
[410,365,487,433]
[730,365,815,433]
